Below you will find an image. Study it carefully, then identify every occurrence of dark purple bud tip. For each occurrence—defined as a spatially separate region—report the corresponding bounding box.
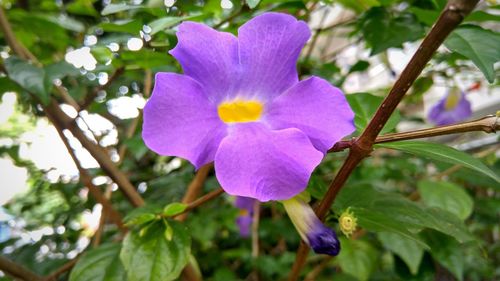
[307,224,341,256]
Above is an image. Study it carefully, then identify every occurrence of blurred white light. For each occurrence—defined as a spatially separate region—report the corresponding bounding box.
[107,96,145,119]
[164,0,175,7]
[98,72,109,85]
[221,0,233,9]
[0,92,16,124]
[0,158,28,206]
[60,104,78,119]
[84,35,98,46]
[127,38,143,51]
[65,47,97,71]
[107,43,120,52]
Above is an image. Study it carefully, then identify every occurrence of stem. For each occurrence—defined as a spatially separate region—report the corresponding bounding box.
[175,164,213,221]
[288,1,479,280]
[329,115,499,152]
[0,256,44,281]
[174,188,225,219]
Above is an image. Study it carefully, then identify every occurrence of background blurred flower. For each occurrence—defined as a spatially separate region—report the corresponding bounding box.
[234,196,257,237]
[428,87,472,125]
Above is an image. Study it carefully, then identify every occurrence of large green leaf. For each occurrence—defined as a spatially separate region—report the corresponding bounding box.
[418,180,473,220]
[445,25,500,83]
[4,56,51,104]
[69,243,126,281]
[334,184,474,245]
[378,232,424,275]
[335,238,378,281]
[148,14,202,35]
[379,141,500,183]
[346,93,400,134]
[120,221,191,281]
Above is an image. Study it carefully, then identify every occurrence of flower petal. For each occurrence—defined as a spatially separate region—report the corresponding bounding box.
[238,12,311,99]
[214,123,323,201]
[169,22,239,103]
[266,76,355,152]
[142,73,227,168]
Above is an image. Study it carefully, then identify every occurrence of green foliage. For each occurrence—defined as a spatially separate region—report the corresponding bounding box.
[69,244,126,281]
[1,0,499,280]
[120,221,191,281]
[445,25,500,83]
[346,93,400,134]
[379,141,500,183]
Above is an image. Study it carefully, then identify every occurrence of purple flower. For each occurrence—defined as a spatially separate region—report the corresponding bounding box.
[235,196,257,237]
[428,87,472,126]
[142,13,355,202]
[282,196,340,256]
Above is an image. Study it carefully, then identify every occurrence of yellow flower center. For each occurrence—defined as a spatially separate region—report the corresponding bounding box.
[217,100,263,123]
[444,88,461,110]
[339,208,358,237]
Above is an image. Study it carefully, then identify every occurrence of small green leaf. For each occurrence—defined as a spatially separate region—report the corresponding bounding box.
[163,202,187,217]
[123,205,161,226]
[379,141,500,183]
[335,238,378,281]
[246,0,261,9]
[378,232,424,275]
[120,221,191,281]
[445,25,500,83]
[4,57,51,104]
[346,93,400,134]
[418,180,473,220]
[101,3,144,16]
[148,14,202,35]
[69,243,126,281]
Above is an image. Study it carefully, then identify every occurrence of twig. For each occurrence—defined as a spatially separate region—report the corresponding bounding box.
[329,115,499,152]
[0,256,44,281]
[251,200,260,258]
[213,7,247,29]
[288,1,480,280]
[175,164,213,221]
[92,185,114,247]
[304,8,330,61]
[173,188,224,219]
[43,258,79,281]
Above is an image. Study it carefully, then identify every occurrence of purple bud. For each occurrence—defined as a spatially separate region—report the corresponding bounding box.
[282,196,341,256]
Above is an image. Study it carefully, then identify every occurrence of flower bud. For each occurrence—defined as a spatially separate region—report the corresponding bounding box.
[282,196,340,256]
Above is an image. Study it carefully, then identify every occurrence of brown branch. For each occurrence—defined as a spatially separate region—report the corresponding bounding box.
[175,164,213,221]
[51,115,127,231]
[0,8,37,62]
[251,200,260,258]
[329,115,499,152]
[0,256,44,281]
[173,188,224,219]
[44,100,145,207]
[43,258,79,281]
[288,1,480,280]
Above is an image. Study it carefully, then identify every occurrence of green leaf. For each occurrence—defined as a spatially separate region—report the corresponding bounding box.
[445,25,500,83]
[346,93,400,134]
[4,56,51,104]
[334,184,474,244]
[45,61,81,81]
[123,205,161,226]
[98,20,143,34]
[246,0,261,8]
[69,243,126,281]
[379,141,500,183]
[417,180,473,220]
[359,7,425,55]
[336,238,378,281]
[148,14,202,35]
[465,11,500,23]
[163,202,187,217]
[0,77,23,96]
[101,3,144,16]
[120,221,191,281]
[378,232,424,275]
